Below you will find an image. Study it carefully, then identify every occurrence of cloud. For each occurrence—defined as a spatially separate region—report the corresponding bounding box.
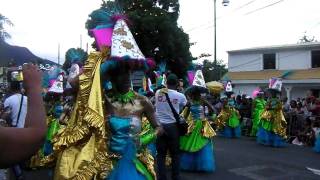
[1,0,320,64]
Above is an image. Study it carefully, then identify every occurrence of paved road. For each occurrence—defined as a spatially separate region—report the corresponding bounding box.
[21,137,320,180]
[181,136,320,180]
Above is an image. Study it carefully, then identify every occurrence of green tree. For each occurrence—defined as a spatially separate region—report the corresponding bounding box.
[86,0,192,77]
[200,59,227,82]
[0,14,13,42]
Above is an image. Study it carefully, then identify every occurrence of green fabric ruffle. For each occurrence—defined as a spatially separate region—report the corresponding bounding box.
[227,112,240,128]
[180,120,209,152]
[251,98,266,136]
[133,158,153,180]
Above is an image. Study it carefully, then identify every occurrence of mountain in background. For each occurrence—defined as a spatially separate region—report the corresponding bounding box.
[0,41,57,66]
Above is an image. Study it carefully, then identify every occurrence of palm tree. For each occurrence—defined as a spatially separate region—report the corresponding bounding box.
[0,14,14,42]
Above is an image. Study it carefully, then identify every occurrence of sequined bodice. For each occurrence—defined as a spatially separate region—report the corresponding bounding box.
[108,116,141,155]
[190,104,204,120]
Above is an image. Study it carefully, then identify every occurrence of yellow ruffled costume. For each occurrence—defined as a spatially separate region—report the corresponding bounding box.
[44,50,156,179]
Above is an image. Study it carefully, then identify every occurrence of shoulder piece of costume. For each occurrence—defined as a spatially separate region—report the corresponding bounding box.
[52,50,110,180]
[260,98,287,138]
[181,103,216,139]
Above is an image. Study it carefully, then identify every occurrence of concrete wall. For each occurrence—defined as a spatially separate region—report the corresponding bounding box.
[228,53,262,72]
[228,49,313,72]
[278,50,311,70]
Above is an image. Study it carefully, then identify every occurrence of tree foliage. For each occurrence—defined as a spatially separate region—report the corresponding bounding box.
[0,14,13,42]
[197,59,228,82]
[86,0,192,77]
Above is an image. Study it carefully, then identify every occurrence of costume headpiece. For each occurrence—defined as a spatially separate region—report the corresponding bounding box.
[225,81,233,92]
[185,70,208,94]
[206,81,224,95]
[65,48,88,66]
[268,77,282,92]
[47,66,64,94]
[98,15,155,75]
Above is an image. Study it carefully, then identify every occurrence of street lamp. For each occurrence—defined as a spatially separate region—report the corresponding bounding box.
[222,0,230,6]
[214,0,230,63]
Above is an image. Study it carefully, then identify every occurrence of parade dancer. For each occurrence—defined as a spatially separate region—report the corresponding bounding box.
[216,81,241,138]
[51,8,162,180]
[179,70,216,172]
[257,78,287,147]
[250,90,266,137]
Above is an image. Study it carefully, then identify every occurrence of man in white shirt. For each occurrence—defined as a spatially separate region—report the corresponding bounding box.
[155,74,187,180]
[4,81,27,128]
[2,81,28,179]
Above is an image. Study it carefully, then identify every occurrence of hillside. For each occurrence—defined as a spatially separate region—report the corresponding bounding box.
[0,41,56,66]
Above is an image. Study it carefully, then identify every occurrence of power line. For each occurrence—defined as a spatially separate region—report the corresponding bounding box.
[188,0,285,32]
[233,0,257,12]
[185,0,258,33]
[200,0,286,31]
[244,0,285,16]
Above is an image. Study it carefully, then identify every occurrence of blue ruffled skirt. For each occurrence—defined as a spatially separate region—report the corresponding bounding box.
[180,142,215,172]
[221,126,241,138]
[256,128,286,147]
[107,141,145,180]
[314,137,320,153]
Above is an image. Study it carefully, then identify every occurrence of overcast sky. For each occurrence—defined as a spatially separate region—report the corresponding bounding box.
[1,0,320,64]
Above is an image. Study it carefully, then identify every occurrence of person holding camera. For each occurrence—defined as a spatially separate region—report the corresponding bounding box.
[0,64,46,168]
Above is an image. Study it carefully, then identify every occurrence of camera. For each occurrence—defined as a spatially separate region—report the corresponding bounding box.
[8,66,23,82]
[11,71,24,82]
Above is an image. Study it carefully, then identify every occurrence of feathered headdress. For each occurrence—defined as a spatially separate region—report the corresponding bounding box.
[93,9,155,75]
[65,48,88,66]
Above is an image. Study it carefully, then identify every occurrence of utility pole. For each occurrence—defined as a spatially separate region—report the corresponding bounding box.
[214,0,217,64]
[86,43,89,53]
[80,34,82,49]
[58,43,60,65]
[214,0,230,79]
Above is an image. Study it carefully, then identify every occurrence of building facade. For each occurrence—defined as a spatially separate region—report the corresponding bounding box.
[224,42,320,100]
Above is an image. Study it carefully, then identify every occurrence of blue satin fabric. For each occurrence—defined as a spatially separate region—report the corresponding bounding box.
[313,137,320,153]
[109,116,132,154]
[180,142,215,172]
[189,104,203,120]
[221,126,241,138]
[107,116,145,180]
[257,128,286,147]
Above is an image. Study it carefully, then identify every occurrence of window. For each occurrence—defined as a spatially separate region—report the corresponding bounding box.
[311,89,320,98]
[311,50,320,68]
[263,53,276,70]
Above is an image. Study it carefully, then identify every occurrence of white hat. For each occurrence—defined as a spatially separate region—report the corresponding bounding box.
[225,81,233,92]
[111,19,145,60]
[192,70,206,88]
